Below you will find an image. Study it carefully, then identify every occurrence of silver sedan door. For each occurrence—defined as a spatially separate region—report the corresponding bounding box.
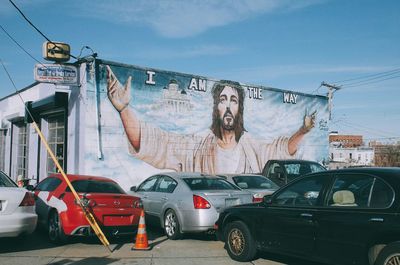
[152,176,178,218]
[136,176,159,216]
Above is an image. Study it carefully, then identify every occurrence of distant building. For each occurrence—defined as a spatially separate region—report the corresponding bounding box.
[370,142,400,167]
[329,132,363,148]
[329,132,374,169]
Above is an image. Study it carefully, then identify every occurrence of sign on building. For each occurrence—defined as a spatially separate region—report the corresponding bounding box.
[34,64,78,84]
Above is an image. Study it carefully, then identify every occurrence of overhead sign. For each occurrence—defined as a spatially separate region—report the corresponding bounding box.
[42,41,71,62]
[34,64,78,84]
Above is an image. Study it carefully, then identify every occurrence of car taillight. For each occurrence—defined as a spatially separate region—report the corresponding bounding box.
[252,196,263,203]
[19,192,35,206]
[193,195,211,209]
[252,193,264,203]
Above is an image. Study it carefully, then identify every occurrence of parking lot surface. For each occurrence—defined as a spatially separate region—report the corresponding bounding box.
[0,227,324,265]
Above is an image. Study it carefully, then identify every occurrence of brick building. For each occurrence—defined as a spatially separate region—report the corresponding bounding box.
[329,133,363,148]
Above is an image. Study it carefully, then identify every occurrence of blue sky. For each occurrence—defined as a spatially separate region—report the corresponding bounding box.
[0,0,399,142]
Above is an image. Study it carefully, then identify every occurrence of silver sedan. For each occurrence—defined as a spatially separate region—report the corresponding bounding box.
[130,172,253,239]
[218,174,279,202]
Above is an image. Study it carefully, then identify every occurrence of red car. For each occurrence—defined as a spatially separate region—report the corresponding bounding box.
[31,174,142,243]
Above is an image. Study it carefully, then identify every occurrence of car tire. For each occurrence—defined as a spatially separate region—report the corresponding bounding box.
[225,221,257,262]
[164,209,182,240]
[375,242,400,265]
[48,210,67,244]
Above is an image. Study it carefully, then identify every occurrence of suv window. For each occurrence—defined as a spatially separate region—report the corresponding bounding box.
[232,175,279,190]
[35,177,62,191]
[272,176,324,207]
[310,163,326,173]
[266,163,282,178]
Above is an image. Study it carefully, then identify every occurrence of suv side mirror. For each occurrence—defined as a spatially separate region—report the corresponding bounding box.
[263,195,272,205]
[25,184,35,191]
[130,186,137,192]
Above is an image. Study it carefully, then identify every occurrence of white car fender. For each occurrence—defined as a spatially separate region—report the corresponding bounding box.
[37,191,68,213]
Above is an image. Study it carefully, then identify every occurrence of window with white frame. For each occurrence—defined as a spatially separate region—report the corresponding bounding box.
[14,121,29,178]
[46,114,65,176]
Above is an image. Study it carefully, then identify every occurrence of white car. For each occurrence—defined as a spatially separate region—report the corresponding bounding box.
[218,174,279,202]
[0,171,37,237]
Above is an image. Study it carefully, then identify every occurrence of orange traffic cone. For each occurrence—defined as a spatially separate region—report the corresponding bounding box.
[132,209,151,250]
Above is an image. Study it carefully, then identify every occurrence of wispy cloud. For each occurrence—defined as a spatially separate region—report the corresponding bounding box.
[133,44,238,60]
[72,0,324,38]
[212,64,399,83]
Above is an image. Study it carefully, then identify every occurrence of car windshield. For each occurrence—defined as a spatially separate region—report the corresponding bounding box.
[232,175,279,190]
[183,178,240,191]
[67,180,125,194]
[284,162,326,181]
[0,171,17,187]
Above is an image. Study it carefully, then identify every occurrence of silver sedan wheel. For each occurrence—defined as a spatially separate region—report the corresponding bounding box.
[164,209,181,239]
[165,211,177,236]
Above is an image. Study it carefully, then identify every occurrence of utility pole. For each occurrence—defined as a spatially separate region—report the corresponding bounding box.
[321,82,341,120]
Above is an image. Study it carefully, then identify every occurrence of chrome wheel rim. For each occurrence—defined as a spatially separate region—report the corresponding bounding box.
[165,212,177,237]
[228,228,245,256]
[385,253,400,265]
[49,213,59,241]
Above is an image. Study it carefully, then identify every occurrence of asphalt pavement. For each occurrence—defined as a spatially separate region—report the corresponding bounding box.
[0,226,324,265]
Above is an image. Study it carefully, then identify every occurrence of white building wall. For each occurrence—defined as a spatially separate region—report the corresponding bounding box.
[329,146,374,169]
[0,63,87,183]
[64,63,87,175]
[0,84,55,181]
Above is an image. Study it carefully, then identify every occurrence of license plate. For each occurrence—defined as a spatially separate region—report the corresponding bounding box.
[103,215,132,226]
[225,198,240,207]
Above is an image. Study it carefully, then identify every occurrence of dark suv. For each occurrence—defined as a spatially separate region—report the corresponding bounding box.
[261,159,326,186]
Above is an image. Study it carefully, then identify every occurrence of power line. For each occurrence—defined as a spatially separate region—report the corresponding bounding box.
[332,67,400,84]
[0,23,45,66]
[341,70,400,86]
[337,120,395,138]
[0,57,35,122]
[343,74,400,88]
[9,0,77,60]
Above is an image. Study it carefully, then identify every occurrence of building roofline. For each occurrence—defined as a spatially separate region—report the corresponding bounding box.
[97,58,329,100]
[0,81,40,101]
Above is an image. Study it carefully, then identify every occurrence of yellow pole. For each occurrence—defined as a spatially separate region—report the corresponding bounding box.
[32,121,112,252]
